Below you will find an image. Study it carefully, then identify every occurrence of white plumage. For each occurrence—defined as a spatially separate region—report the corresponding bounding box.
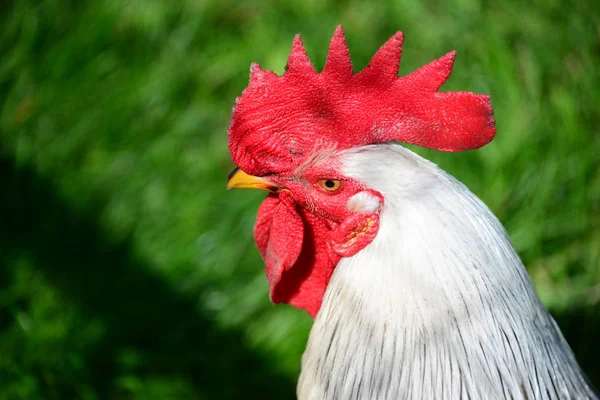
[298,144,596,399]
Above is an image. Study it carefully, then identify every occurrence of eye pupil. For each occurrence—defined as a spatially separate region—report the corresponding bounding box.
[325,180,335,188]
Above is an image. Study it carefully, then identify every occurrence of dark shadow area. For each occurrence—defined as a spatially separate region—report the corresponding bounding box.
[553,305,600,391]
[0,153,296,399]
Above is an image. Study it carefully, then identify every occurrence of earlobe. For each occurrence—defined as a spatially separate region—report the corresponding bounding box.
[328,211,380,257]
[346,190,382,213]
[329,190,383,257]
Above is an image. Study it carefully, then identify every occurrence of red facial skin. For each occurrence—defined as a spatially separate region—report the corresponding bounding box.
[253,161,383,317]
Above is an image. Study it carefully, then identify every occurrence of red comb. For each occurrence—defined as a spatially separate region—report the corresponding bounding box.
[228,26,495,176]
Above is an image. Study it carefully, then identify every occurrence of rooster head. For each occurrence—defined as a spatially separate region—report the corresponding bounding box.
[226,26,495,317]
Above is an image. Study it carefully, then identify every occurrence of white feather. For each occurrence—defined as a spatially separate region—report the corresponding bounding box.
[297,144,596,400]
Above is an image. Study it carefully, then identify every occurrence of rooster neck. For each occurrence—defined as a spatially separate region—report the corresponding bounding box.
[297,144,596,400]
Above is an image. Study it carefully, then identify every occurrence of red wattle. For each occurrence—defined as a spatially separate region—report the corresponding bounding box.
[254,193,340,317]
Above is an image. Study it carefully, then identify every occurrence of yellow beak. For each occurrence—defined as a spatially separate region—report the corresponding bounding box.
[226,167,280,192]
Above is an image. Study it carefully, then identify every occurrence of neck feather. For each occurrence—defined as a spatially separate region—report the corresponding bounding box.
[297,144,595,400]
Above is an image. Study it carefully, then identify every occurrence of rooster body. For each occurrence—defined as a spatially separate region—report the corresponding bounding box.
[298,144,596,399]
[226,27,597,399]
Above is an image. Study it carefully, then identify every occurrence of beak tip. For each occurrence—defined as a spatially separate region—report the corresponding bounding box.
[226,167,278,192]
[226,167,239,190]
[227,167,240,182]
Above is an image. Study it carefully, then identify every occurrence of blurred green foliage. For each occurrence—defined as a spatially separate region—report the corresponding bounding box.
[0,0,598,398]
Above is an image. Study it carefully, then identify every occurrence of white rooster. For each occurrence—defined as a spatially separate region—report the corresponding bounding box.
[226,26,597,399]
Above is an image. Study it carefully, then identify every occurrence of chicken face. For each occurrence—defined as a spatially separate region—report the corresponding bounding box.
[227,26,495,317]
[227,152,383,317]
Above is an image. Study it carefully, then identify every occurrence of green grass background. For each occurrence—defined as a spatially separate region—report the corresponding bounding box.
[0,0,598,398]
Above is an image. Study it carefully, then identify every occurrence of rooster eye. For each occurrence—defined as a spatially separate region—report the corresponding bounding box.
[317,179,342,192]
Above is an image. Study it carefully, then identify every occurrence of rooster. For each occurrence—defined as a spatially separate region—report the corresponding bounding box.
[226,26,597,399]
